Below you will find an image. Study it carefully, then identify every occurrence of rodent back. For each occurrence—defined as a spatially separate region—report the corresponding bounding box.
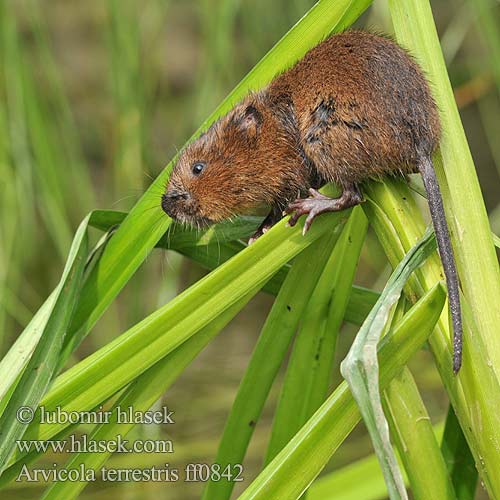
[268,31,441,186]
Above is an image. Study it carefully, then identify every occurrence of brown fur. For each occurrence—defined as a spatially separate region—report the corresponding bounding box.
[162,30,441,225]
[163,31,465,372]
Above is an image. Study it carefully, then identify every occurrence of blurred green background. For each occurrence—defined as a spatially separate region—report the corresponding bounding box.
[0,0,498,498]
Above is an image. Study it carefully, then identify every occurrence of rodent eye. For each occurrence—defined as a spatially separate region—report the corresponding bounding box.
[192,162,205,176]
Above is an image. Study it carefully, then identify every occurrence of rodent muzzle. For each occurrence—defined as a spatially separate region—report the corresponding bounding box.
[161,190,187,217]
[161,189,203,225]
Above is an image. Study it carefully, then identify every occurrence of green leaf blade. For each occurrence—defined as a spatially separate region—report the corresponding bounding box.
[237,282,446,500]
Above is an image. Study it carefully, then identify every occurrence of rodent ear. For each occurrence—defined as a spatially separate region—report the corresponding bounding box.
[239,105,262,139]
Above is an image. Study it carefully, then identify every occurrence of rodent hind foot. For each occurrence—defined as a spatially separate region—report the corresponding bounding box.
[285,186,362,235]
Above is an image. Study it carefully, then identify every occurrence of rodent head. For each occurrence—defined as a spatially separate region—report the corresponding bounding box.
[161,92,306,228]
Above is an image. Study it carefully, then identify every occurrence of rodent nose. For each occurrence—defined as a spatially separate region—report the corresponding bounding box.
[161,190,189,216]
[166,190,188,200]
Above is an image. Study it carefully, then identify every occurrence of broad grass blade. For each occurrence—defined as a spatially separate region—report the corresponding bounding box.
[340,228,436,500]
[0,215,88,472]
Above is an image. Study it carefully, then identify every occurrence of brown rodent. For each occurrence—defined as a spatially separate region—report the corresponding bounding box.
[161,30,463,373]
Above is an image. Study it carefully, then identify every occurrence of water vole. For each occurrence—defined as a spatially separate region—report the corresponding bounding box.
[161,30,462,372]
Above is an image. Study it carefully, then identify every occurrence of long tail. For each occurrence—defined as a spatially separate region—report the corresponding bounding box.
[418,156,462,373]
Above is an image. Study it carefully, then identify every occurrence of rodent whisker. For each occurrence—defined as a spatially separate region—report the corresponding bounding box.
[214,226,221,266]
[142,170,156,182]
[137,204,164,215]
[110,193,141,208]
[143,186,167,198]
[150,213,167,239]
